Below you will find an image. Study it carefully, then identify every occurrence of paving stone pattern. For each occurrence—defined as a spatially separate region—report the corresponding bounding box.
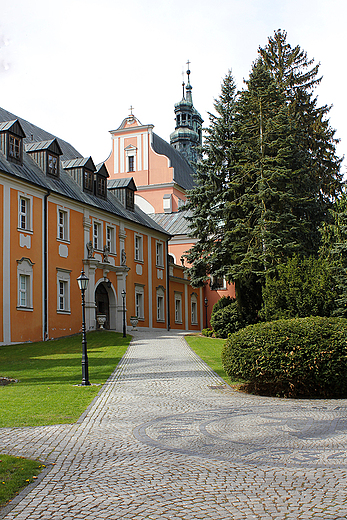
[1,330,347,519]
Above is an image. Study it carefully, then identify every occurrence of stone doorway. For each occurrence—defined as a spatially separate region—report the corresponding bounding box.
[95,283,110,329]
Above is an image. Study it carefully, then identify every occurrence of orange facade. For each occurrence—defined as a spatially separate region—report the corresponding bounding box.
[0,109,206,346]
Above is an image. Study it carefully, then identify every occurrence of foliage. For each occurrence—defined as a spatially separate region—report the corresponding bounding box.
[201,328,213,337]
[0,454,42,507]
[221,317,347,398]
[184,31,343,323]
[211,296,235,313]
[210,298,244,338]
[185,335,233,385]
[260,254,338,321]
[0,331,129,427]
[320,192,347,317]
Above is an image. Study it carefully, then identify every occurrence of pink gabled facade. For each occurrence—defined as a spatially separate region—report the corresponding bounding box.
[105,116,188,215]
[105,109,235,327]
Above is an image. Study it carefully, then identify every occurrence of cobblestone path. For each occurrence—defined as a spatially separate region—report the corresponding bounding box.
[1,330,347,519]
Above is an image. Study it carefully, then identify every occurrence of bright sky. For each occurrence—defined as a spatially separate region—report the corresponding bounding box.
[1,0,346,170]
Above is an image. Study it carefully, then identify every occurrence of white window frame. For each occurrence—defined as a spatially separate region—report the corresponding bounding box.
[156,241,164,267]
[93,221,102,250]
[56,269,71,313]
[17,258,33,310]
[174,293,182,324]
[191,293,198,325]
[18,193,33,232]
[134,234,143,262]
[135,285,145,320]
[106,225,116,254]
[156,286,165,322]
[57,207,69,242]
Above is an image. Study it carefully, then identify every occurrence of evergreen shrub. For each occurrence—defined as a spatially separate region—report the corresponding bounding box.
[201,328,213,337]
[221,316,347,398]
[210,298,244,339]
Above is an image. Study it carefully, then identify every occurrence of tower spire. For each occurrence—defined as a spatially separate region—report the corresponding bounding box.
[185,60,192,103]
[170,61,203,168]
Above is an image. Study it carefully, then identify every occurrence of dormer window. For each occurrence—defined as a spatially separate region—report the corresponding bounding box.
[0,120,26,165]
[84,170,94,192]
[48,154,58,176]
[9,134,21,160]
[107,177,137,212]
[62,157,96,194]
[98,176,106,197]
[26,139,62,177]
[95,162,109,200]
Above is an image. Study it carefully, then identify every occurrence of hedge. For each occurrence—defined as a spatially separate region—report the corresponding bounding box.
[221,316,347,398]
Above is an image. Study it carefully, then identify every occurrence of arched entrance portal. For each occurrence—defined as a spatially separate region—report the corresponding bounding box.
[95,283,110,329]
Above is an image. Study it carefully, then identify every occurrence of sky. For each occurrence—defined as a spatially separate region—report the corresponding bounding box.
[1,0,346,170]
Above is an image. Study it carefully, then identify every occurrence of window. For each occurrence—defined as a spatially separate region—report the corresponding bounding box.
[156,241,164,267]
[57,209,69,241]
[175,293,182,323]
[106,226,115,254]
[135,234,143,261]
[128,155,134,172]
[126,189,134,210]
[210,275,227,290]
[135,285,144,320]
[191,293,198,325]
[57,269,71,313]
[93,222,102,250]
[156,286,165,322]
[97,176,106,197]
[17,258,33,310]
[48,154,59,176]
[84,170,94,192]
[19,275,29,307]
[9,134,21,161]
[18,195,32,231]
[58,281,67,310]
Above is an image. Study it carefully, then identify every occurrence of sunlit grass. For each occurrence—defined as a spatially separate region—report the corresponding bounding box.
[0,454,42,508]
[0,331,130,427]
[185,334,244,386]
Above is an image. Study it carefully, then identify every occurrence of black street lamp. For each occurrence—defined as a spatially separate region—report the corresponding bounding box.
[77,270,90,386]
[204,297,208,329]
[122,289,127,338]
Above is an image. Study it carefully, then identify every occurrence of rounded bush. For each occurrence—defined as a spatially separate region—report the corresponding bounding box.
[221,316,347,398]
[210,301,244,339]
[201,328,213,337]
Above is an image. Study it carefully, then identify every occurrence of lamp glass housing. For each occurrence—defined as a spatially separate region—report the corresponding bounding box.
[77,270,89,291]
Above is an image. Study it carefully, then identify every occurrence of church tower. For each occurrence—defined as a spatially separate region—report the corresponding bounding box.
[170,62,203,167]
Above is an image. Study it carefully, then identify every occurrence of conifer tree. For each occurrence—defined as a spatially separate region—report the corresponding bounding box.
[185,33,343,323]
[259,29,343,203]
[184,71,238,286]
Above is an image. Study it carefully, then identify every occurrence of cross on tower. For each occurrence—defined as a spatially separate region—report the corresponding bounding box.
[129,105,134,116]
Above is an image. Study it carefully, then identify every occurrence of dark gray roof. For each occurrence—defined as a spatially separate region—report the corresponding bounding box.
[0,107,170,237]
[108,178,137,190]
[62,157,96,171]
[149,210,192,236]
[0,107,82,161]
[152,133,196,190]
[25,139,61,153]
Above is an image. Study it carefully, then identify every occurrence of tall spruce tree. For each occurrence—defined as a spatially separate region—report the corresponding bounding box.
[259,29,343,203]
[185,33,343,323]
[184,71,238,286]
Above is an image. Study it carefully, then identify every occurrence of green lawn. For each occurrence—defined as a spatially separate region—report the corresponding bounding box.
[185,334,233,385]
[0,454,43,508]
[0,331,130,428]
